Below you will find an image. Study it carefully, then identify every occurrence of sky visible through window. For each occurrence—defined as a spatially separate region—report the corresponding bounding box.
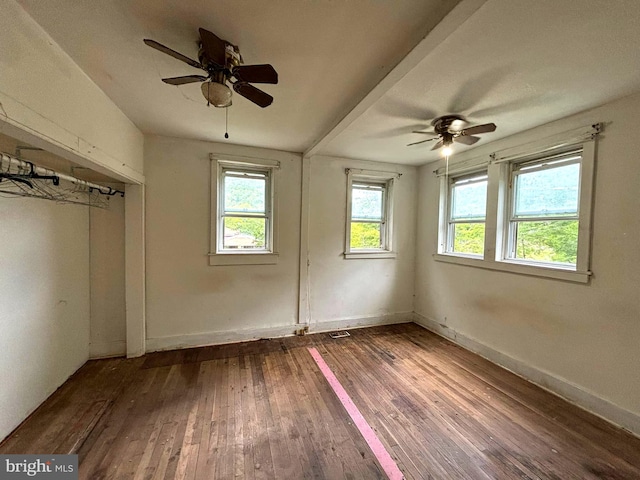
[352,184,383,220]
[514,163,579,217]
[224,173,266,214]
[451,179,487,220]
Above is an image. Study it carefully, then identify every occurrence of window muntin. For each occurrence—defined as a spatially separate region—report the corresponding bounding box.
[219,167,271,252]
[349,181,388,250]
[447,173,487,257]
[506,152,581,266]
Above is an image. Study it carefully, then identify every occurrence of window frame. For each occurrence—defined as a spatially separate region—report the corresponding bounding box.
[442,171,488,259]
[209,154,280,266]
[218,166,272,253]
[434,125,598,283]
[503,151,582,268]
[344,168,398,259]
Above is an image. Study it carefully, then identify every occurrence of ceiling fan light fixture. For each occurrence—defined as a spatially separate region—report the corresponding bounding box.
[442,145,453,157]
[201,81,232,107]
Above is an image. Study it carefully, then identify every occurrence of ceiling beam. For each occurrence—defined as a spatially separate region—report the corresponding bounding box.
[303,0,488,158]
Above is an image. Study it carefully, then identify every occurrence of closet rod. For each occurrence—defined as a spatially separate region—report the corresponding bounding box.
[0,152,124,196]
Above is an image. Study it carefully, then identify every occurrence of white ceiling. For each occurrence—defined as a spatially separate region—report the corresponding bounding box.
[16,0,640,166]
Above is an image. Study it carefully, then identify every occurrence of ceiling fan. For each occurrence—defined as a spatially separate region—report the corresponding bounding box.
[144,28,278,108]
[407,114,496,153]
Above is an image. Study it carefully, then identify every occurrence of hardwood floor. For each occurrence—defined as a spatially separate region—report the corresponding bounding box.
[2,323,639,479]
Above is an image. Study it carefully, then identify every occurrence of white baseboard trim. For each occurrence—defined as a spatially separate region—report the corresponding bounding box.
[413,313,640,438]
[146,313,412,353]
[309,312,413,334]
[146,325,298,352]
[89,340,126,359]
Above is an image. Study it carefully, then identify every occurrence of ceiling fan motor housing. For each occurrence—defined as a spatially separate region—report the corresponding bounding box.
[432,114,467,134]
[198,43,242,73]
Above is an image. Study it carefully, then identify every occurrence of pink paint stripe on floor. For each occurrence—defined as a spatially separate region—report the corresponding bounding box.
[307,347,404,480]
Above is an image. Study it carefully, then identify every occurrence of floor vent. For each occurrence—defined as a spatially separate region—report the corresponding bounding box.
[329,331,350,339]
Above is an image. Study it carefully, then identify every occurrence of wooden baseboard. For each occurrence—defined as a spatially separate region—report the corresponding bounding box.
[413,313,640,438]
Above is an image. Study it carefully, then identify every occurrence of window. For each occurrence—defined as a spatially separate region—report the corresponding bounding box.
[345,169,398,259]
[446,172,487,257]
[434,123,599,282]
[350,181,388,249]
[506,152,581,266]
[219,167,271,251]
[209,155,279,266]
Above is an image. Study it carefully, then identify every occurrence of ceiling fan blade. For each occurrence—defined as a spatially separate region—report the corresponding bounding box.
[431,140,444,151]
[199,28,227,67]
[407,138,438,146]
[143,39,203,69]
[162,75,208,85]
[411,130,437,136]
[454,135,480,145]
[233,83,273,108]
[232,64,278,84]
[460,123,497,136]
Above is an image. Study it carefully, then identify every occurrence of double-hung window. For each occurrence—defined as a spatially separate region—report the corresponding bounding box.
[209,154,279,266]
[345,169,398,258]
[506,151,581,266]
[446,172,487,257]
[350,181,388,249]
[219,167,271,251]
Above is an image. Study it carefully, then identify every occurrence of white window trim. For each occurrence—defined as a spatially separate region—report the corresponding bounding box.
[344,168,400,259]
[435,124,599,283]
[209,154,280,266]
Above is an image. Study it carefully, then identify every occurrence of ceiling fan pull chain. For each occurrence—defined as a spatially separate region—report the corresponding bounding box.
[225,107,229,139]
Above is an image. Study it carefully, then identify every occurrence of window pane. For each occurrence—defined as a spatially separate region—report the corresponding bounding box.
[350,222,381,249]
[512,220,578,264]
[451,180,487,220]
[514,163,580,217]
[224,173,266,214]
[452,223,485,255]
[223,217,266,249]
[352,185,383,221]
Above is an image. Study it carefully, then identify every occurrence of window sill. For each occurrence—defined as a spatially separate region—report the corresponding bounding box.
[433,253,591,283]
[344,251,397,260]
[208,252,279,266]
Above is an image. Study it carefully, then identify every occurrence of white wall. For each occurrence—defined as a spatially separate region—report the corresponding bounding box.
[144,139,420,350]
[414,92,640,433]
[89,194,126,358]
[307,156,417,328]
[144,136,302,349]
[0,197,90,441]
[0,0,144,182]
